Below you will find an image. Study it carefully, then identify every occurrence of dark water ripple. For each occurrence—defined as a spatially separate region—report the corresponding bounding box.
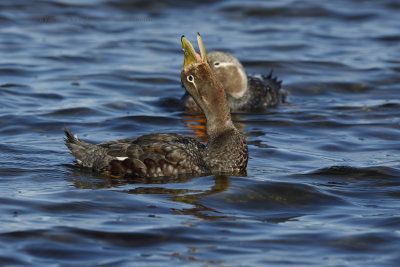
[0,0,400,266]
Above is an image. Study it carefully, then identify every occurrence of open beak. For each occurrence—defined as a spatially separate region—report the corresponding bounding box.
[181,32,207,69]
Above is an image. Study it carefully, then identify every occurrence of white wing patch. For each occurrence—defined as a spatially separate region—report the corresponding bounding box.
[116,157,128,161]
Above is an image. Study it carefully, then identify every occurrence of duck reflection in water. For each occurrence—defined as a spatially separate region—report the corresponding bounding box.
[183,113,246,143]
[68,168,232,220]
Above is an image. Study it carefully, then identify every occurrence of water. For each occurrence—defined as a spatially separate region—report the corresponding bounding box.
[1,0,400,265]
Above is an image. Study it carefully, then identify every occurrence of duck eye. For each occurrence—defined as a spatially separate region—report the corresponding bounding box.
[187,75,194,82]
[214,62,220,66]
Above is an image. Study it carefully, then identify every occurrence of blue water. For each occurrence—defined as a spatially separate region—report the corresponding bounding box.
[1,0,400,266]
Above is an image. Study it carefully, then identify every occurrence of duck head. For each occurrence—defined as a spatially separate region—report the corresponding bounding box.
[181,33,233,137]
[208,51,248,99]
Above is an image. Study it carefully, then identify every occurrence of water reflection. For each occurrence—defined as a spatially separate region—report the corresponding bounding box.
[68,166,232,220]
[183,113,247,142]
[68,165,194,188]
[128,175,231,220]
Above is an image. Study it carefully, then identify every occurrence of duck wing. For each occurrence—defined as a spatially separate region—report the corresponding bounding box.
[65,128,207,178]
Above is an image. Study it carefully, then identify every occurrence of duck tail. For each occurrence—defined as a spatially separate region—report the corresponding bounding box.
[264,70,282,87]
[64,127,100,168]
[263,70,288,103]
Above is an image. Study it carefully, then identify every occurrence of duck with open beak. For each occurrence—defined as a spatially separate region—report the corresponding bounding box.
[64,33,248,178]
[180,33,248,173]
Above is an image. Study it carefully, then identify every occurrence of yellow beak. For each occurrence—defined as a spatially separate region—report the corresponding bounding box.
[197,32,207,64]
[181,33,207,69]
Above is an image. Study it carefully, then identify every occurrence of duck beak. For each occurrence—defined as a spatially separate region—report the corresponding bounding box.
[181,33,208,68]
[182,35,198,69]
[197,32,207,64]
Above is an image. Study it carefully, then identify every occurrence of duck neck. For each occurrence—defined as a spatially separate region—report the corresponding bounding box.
[205,101,235,141]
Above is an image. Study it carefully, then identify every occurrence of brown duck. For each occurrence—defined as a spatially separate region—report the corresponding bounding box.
[183,50,287,113]
[65,33,248,178]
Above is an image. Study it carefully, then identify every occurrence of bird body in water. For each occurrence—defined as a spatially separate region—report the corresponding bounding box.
[65,33,248,178]
[183,51,287,113]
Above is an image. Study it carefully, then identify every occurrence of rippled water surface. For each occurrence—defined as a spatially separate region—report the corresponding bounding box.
[1,0,400,266]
